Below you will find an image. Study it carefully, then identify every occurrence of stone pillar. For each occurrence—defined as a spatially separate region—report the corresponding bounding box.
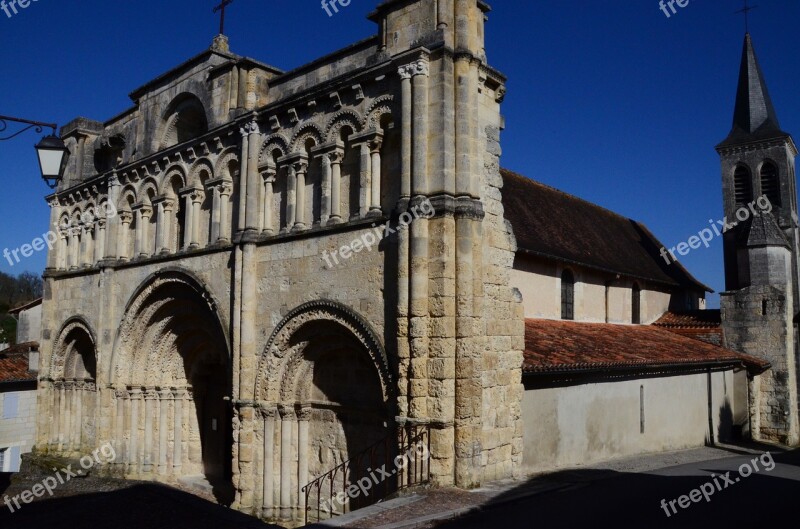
[105,173,121,259]
[297,407,311,515]
[262,169,276,235]
[293,160,308,231]
[190,191,204,249]
[182,193,193,250]
[238,127,250,235]
[46,198,61,270]
[80,223,93,267]
[329,151,344,225]
[219,182,233,243]
[161,199,175,254]
[262,407,277,518]
[399,65,413,200]
[69,227,80,270]
[143,389,156,473]
[50,381,61,447]
[358,142,371,218]
[140,205,153,257]
[320,154,332,226]
[158,389,171,475]
[154,201,165,256]
[244,120,262,233]
[57,230,68,269]
[114,389,126,467]
[95,220,106,262]
[172,388,184,474]
[286,162,297,231]
[279,406,294,520]
[70,381,82,450]
[58,382,68,450]
[118,212,132,260]
[129,388,142,473]
[369,136,383,216]
[210,185,221,243]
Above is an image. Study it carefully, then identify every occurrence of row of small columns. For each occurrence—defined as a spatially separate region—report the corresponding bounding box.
[259,133,384,235]
[111,387,197,476]
[259,405,312,521]
[49,379,96,452]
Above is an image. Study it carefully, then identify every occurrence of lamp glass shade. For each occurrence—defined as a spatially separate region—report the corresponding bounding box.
[35,135,69,187]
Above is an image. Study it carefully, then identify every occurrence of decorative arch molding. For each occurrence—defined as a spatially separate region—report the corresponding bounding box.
[109,267,231,385]
[324,109,363,142]
[138,177,160,205]
[258,133,290,167]
[160,164,188,196]
[50,316,98,381]
[290,123,325,152]
[254,300,393,403]
[155,87,213,152]
[363,95,395,129]
[213,148,240,181]
[188,158,215,188]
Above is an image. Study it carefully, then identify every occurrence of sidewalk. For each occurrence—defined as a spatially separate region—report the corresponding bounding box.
[305,443,775,529]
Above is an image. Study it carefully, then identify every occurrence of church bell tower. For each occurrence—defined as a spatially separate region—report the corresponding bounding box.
[717,33,800,445]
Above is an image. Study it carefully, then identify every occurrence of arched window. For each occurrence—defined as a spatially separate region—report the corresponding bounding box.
[561,270,575,320]
[760,162,781,208]
[632,283,641,324]
[733,165,753,206]
[160,94,208,150]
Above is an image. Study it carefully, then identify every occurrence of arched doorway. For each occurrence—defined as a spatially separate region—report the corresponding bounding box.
[49,319,98,454]
[111,271,231,493]
[255,300,395,522]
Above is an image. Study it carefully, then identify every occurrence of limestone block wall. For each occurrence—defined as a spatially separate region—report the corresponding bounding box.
[0,389,37,471]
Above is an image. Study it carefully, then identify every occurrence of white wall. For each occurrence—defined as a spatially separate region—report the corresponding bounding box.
[0,388,38,472]
[522,369,738,473]
[511,256,675,324]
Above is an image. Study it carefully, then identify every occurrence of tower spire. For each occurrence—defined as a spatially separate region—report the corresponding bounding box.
[718,34,789,148]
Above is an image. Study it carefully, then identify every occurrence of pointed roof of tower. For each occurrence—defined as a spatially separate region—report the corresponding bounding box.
[718,34,791,148]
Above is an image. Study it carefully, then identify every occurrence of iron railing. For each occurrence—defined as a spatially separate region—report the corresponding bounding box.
[302,422,431,524]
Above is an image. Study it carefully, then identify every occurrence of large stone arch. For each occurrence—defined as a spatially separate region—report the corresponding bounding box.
[254,300,395,521]
[48,317,99,455]
[110,269,233,488]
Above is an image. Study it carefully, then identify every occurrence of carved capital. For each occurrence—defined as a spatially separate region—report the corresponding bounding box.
[240,120,260,137]
[118,211,133,224]
[398,65,414,80]
[190,189,205,203]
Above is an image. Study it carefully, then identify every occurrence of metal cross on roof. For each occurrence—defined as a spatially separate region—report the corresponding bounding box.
[736,0,758,34]
[213,0,235,36]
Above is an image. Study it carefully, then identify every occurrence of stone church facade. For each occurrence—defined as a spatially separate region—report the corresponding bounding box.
[35,0,522,521]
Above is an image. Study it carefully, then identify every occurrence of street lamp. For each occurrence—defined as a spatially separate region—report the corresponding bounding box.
[0,115,70,189]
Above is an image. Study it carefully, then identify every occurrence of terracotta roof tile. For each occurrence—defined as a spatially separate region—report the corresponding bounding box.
[654,310,722,329]
[523,319,768,375]
[0,343,38,384]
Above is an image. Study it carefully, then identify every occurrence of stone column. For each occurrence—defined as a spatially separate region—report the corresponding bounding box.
[72,381,83,450]
[279,406,295,520]
[140,205,153,257]
[286,162,297,231]
[80,223,92,267]
[244,120,262,233]
[143,389,157,473]
[210,185,222,243]
[319,154,331,226]
[105,173,121,259]
[262,407,277,518]
[293,160,308,231]
[182,192,193,250]
[58,382,68,450]
[191,190,204,248]
[238,127,250,235]
[69,227,80,270]
[398,65,413,199]
[57,230,68,270]
[297,407,311,515]
[358,142,371,218]
[329,151,343,225]
[51,381,62,447]
[154,202,165,255]
[219,182,233,243]
[114,389,126,467]
[158,389,171,475]
[160,199,175,254]
[129,388,142,473]
[118,212,132,260]
[172,388,184,474]
[262,169,276,236]
[46,198,61,270]
[369,136,383,216]
[95,220,106,262]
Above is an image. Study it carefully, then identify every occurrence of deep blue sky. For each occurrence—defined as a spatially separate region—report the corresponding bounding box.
[2,0,799,307]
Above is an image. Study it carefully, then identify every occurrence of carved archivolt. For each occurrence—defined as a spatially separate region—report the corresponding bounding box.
[188,158,214,188]
[254,300,392,403]
[364,95,395,129]
[50,317,97,382]
[214,148,240,181]
[290,123,324,152]
[258,133,290,167]
[324,109,363,143]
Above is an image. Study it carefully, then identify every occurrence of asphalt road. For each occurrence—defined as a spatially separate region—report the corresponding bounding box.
[434,448,800,529]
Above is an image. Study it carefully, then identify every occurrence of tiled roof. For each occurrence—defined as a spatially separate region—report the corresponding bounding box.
[8,297,42,315]
[653,310,721,329]
[500,169,712,292]
[0,342,39,384]
[522,319,768,376]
